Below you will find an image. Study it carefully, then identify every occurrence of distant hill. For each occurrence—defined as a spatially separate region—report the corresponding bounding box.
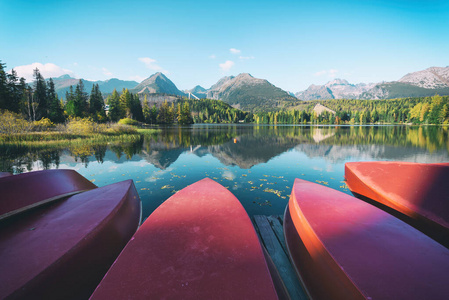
[185,85,207,99]
[205,73,297,111]
[49,75,138,99]
[296,66,449,100]
[131,72,185,97]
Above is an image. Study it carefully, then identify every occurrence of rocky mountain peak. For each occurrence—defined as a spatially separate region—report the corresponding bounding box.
[296,79,375,100]
[398,66,449,89]
[325,78,350,86]
[132,72,184,96]
[56,74,74,80]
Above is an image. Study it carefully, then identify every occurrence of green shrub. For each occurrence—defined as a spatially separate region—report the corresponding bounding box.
[107,124,137,134]
[33,118,55,131]
[65,117,97,135]
[0,111,33,134]
[118,118,139,126]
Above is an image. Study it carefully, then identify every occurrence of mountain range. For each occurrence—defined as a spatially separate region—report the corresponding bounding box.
[48,65,449,112]
[297,66,449,100]
[49,75,138,97]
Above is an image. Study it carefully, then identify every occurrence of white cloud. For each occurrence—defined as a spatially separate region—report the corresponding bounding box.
[102,67,113,77]
[209,54,216,59]
[129,75,146,83]
[222,170,236,181]
[314,69,339,77]
[10,62,74,82]
[219,60,235,72]
[329,69,338,77]
[239,56,255,60]
[230,48,241,54]
[138,57,168,74]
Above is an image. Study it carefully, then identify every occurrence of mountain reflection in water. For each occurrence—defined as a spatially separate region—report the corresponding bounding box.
[2,125,448,217]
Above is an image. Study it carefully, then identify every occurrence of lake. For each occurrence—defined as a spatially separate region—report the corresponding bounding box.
[2,125,448,220]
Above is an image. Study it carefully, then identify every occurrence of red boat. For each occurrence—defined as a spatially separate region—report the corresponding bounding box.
[0,169,97,220]
[91,178,282,300]
[0,179,141,300]
[345,161,449,246]
[284,179,449,300]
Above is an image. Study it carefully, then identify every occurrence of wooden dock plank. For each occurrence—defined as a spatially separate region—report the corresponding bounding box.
[267,215,288,254]
[253,215,308,300]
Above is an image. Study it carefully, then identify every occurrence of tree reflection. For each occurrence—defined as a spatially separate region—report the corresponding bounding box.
[1,125,448,173]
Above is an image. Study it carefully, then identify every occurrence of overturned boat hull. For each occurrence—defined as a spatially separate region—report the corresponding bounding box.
[91,178,281,300]
[284,179,449,300]
[0,179,141,300]
[0,169,97,220]
[345,161,449,246]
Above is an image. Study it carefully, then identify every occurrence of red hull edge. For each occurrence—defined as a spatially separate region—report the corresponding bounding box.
[0,180,141,300]
[284,178,449,300]
[0,169,97,220]
[0,172,12,178]
[345,161,449,246]
[91,178,280,300]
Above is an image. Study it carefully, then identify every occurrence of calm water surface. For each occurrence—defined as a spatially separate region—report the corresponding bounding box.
[2,125,448,219]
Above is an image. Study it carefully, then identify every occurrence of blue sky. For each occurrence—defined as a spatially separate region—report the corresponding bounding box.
[1,0,448,91]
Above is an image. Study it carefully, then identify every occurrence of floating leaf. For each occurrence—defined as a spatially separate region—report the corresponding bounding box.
[263,188,282,197]
[161,185,174,189]
[254,200,272,207]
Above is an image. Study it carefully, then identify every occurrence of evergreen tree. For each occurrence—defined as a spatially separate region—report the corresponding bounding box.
[157,100,170,124]
[0,62,26,114]
[33,68,48,120]
[150,104,158,124]
[119,88,132,119]
[108,89,121,121]
[440,104,448,124]
[131,94,144,122]
[89,84,106,122]
[428,94,443,124]
[73,79,88,117]
[65,86,76,117]
[142,95,150,123]
[177,101,193,125]
[47,78,65,123]
[169,102,176,123]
